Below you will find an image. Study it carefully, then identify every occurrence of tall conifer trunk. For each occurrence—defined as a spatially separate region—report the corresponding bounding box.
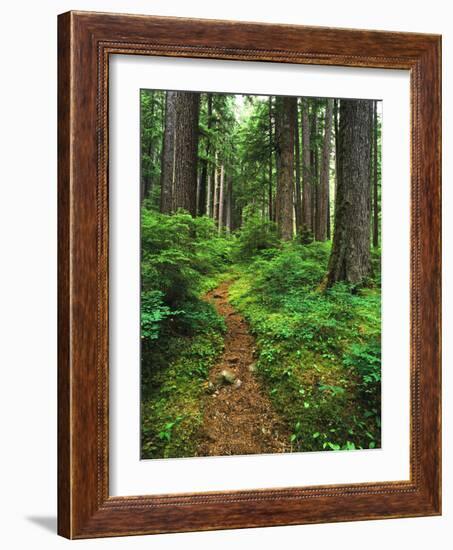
[172,92,200,215]
[160,91,177,213]
[301,98,312,233]
[213,153,219,221]
[326,99,373,286]
[316,99,334,241]
[275,96,297,240]
[310,109,319,236]
[268,96,274,222]
[218,164,225,233]
[198,93,212,215]
[226,176,232,232]
[373,100,379,248]
[160,91,200,215]
[294,100,303,233]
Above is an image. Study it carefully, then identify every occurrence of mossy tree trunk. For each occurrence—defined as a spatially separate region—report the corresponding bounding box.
[372,100,379,248]
[301,98,312,234]
[316,98,334,241]
[268,96,274,222]
[275,96,297,240]
[172,92,200,216]
[160,91,177,213]
[198,93,212,215]
[294,99,303,233]
[310,107,319,236]
[218,164,225,233]
[326,99,373,286]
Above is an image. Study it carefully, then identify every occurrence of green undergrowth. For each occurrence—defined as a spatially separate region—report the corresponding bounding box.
[140,209,232,458]
[140,209,382,457]
[141,331,224,459]
[229,241,382,452]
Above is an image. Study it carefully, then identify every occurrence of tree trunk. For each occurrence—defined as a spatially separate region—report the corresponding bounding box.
[172,92,200,215]
[316,99,334,241]
[311,108,320,237]
[275,96,296,240]
[226,176,232,232]
[268,96,274,222]
[326,99,373,286]
[333,98,339,204]
[294,99,303,233]
[213,154,219,221]
[373,100,379,248]
[141,96,155,203]
[206,171,212,217]
[144,140,153,200]
[198,94,212,215]
[326,179,331,240]
[198,159,207,216]
[160,91,177,213]
[218,164,225,233]
[301,98,312,235]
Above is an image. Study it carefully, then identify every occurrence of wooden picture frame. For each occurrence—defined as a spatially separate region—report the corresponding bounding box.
[58,10,441,539]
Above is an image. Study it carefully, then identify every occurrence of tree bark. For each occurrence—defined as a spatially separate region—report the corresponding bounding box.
[326,177,331,240]
[301,98,312,232]
[198,160,206,215]
[226,176,232,232]
[141,94,155,203]
[311,108,320,237]
[172,92,200,215]
[372,100,379,248]
[326,99,373,286]
[275,96,296,240]
[333,98,339,201]
[294,99,303,233]
[206,171,212,217]
[218,164,225,233]
[213,153,219,221]
[268,96,274,222]
[198,93,212,215]
[144,140,153,200]
[316,99,334,241]
[160,91,177,213]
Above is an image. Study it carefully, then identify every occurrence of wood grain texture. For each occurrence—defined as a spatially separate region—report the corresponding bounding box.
[57,10,442,539]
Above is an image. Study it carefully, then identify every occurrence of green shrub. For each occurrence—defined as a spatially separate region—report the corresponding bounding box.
[343,340,381,405]
[141,209,199,306]
[140,208,233,342]
[140,209,231,458]
[140,290,173,341]
[234,209,279,260]
[229,240,382,452]
[172,299,226,336]
[253,246,327,300]
[295,224,314,245]
[141,331,224,458]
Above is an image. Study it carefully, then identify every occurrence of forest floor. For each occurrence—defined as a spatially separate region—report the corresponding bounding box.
[140,212,381,458]
[197,280,290,456]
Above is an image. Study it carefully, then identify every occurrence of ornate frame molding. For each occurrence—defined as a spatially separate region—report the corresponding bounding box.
[58,11,441,538]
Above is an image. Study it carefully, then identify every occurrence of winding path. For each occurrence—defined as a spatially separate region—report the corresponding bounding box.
[197,280,290,457]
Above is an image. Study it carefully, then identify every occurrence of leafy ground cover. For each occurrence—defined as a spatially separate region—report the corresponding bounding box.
[229,238,381,452]
[141,210,381,458]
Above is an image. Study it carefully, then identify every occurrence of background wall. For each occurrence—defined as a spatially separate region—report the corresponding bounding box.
[0,1,449,548]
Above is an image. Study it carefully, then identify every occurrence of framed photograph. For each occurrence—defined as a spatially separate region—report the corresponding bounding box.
[58,11,441,539]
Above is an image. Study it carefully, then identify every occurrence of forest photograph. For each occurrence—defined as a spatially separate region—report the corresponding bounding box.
[140,89,382,460]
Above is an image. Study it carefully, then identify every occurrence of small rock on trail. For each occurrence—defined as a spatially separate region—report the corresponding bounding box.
[217,369,236,385]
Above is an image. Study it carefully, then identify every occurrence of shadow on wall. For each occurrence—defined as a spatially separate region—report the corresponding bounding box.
[26,516,57,534]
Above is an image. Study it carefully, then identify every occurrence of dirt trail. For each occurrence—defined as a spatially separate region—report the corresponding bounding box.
[197,280,290,457]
